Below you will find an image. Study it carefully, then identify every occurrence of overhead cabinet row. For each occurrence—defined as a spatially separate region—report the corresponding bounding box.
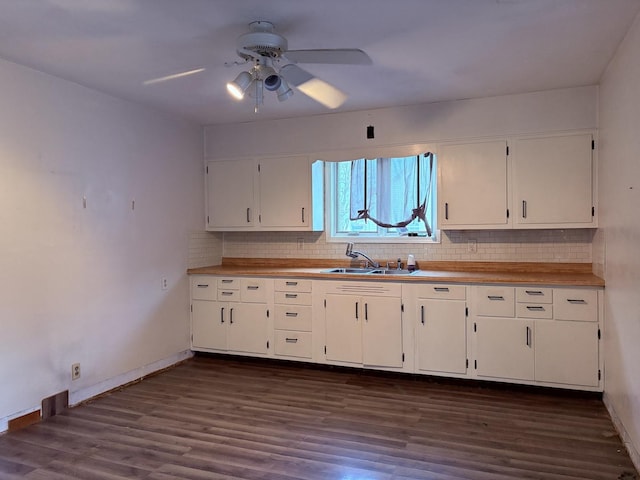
[206,156,323,231]
[438,133,596,229]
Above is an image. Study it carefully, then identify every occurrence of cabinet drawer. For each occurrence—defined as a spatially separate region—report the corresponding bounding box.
[218,289,240,301]
[274,279,312,293]
[217,278,240,289]
[274,331,312,359]
[275,291,312,305]
[191,277,217,300]
[240,279,267,303]
[516,287,552,304]
[516,303,553,319]
[474,286,515,317]
[553,289,598,322]
[274,305,312,331]
[417,284,466,300]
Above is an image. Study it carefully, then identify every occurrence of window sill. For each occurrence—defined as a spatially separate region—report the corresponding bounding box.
[326,233,441,244]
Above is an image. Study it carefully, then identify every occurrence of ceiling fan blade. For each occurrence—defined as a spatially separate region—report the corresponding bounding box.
[143,68,206,85]
[280,64,347,109]
[284,49,372,65]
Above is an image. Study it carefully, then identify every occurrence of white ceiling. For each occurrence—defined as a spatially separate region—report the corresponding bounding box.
[0,0,638,126]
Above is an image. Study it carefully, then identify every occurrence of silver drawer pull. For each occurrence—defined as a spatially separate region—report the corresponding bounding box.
[525,290,543,296]
[285,338,298,343]
[221,291,234,296]
[285,281,298,286]
[221,279,234,283]
[247,285,259,290]
[434,287,450,292]
[196,284,209,288]
[526,306,545,311]
[567,299,587,304]
[488,295,505,301]
[285,312,298,317]
[285,293,298,298]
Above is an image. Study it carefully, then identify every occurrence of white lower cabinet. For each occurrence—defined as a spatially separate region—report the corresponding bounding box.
[190,276,270,355]
[471,285,601,389]
[323,282,403,369]
[414,284,468,375]
[273,279,313,360]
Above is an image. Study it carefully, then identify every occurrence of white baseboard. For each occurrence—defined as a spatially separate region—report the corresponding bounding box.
[604,392,640,475]
[1,350,193,434]
[69,350,193,406]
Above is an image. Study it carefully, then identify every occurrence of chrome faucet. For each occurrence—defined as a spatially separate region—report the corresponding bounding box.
[345,242,380,268]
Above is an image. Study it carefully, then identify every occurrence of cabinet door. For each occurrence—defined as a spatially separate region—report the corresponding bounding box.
[206,159,256,228]
[191,300,227,350]
[227,303,269,354]
[535,321,599,386]
[417,299,467,374]
[439,141,509,228]
[513,134,594,227]
[259,156,310,228]
[362,296,403,368]
[325,294,362,364]
[475,317,534,381]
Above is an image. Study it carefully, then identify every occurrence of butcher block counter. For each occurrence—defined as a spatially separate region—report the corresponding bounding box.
[187,257,604,287]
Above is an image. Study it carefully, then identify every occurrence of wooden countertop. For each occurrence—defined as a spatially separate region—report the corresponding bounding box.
[187,258,605,287]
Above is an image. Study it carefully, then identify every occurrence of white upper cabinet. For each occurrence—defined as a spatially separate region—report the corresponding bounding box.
[207,158,257,229]
[512,133,595,228]
[439,140,510,229]
[206,156,323,231]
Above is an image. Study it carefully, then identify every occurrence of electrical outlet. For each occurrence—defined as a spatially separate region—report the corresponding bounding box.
[161,277,168,290]
[467,239,477,253]
[71,363,81,381]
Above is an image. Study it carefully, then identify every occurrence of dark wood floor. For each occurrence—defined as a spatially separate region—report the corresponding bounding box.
[0,355,637,480]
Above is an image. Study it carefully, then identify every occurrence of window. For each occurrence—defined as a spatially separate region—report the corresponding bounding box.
[328,153,437,242]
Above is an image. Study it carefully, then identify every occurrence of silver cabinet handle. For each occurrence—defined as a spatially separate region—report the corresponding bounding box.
[434,287,450,292]
[196,284,209,288]
[445,202,449,220]
[301,207,305,223]
[246,207,251,223]
[525,290,543,296]
[220,307,225,324]
[365,303,368,321]
[522,200,527,219]
[247,285,259,290]
[220,291,234,296]
[229,308,233,324]
[285,293,298,298]
[221,279,234,284]
[487,295,504,301]
[526,306,545,311]
[285,281,298,286]
[567,299,587,304]
[355,302,359,320]
[421,305,425,325]
[285,312,298,317]
[285,338,298,343]
[526,326,531,347]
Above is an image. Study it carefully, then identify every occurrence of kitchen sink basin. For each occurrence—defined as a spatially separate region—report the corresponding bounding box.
[321,267,416,275]
[322,267,377,274]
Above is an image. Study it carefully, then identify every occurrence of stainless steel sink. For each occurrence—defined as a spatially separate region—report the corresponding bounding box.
[322,267,378,274]
[370,269,415,275]
[321,267,416,275]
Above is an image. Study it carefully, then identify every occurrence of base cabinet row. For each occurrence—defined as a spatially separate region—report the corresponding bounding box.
[190,275,603,391]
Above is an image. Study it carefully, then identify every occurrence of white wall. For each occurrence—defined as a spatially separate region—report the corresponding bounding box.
[0,58,204,428]
[598,10,640,468]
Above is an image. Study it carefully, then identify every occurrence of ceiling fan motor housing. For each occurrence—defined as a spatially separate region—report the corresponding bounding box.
[237,21,288,58]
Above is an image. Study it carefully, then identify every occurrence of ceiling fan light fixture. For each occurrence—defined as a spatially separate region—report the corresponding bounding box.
[226,70,253,100]
[264,73,281,91]
[276,79,293,102]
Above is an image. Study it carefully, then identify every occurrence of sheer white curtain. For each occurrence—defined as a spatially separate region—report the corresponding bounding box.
[349,153,434,236]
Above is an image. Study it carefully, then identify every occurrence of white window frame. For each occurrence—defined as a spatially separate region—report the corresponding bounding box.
[325,154,439,244]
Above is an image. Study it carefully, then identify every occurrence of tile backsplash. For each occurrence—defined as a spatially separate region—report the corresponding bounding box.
[221,229,594,264]
[188,231,223,268]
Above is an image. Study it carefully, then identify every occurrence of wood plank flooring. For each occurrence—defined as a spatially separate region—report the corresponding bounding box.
[0,355,637,480]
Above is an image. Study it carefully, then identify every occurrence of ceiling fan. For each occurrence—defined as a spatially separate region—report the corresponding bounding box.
[144,21,372,111]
